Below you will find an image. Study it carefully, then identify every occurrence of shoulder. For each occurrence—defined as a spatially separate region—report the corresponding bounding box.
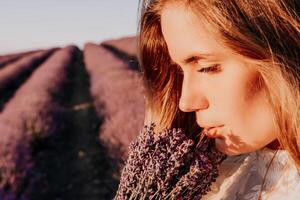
[202,147,300,200]
[261,148,300,199]
[202,152,255,200]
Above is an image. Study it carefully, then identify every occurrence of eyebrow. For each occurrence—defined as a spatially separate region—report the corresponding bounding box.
[181,53,213,65]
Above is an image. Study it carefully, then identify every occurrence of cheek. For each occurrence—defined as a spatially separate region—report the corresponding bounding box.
[214,70,277,153]
[234,73,276,142]
[227,74,263,133]
[213,69,255,129]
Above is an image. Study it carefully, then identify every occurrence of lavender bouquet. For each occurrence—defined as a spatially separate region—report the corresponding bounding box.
[114,123,227,200]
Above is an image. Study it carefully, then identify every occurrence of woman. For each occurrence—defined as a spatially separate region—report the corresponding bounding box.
[137,0,300,199]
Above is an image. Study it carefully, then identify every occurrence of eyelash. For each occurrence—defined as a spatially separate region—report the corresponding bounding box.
[176,64,221,74]
[197,64,221,73]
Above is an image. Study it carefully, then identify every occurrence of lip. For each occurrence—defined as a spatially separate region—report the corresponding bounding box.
[202,124,224,131]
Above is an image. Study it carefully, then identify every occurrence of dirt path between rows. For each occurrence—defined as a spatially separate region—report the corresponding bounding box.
[29,50,120,200]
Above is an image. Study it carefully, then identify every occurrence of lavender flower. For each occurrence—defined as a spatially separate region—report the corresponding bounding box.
[114,123,227,200]
[0,46,77,198]
[84,43,145,161]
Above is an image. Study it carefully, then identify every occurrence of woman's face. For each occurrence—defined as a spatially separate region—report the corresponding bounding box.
[161,2,279,155]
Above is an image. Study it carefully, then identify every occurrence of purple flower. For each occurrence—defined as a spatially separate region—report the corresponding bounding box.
[114,122,227,199]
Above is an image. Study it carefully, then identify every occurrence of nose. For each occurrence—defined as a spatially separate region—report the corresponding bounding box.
[179,76,209,112]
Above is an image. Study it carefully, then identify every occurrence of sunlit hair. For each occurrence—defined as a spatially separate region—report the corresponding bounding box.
[137,0,300,170]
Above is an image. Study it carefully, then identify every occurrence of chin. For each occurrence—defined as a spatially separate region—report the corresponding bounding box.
[215,138,245,156]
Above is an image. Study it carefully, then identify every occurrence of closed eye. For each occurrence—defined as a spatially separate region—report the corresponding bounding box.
[197,64,221,73]
[175,64,221,74]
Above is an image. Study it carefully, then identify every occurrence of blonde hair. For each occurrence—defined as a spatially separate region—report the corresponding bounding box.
[137,0,300,170]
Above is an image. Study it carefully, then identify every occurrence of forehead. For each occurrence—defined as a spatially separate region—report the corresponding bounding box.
[160,2,228,63]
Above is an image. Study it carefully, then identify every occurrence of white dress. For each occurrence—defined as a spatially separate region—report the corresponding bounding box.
[202,147,300,200]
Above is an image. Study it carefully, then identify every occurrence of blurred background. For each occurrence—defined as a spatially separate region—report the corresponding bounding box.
[0,1,145,199]
[0,0,139,53]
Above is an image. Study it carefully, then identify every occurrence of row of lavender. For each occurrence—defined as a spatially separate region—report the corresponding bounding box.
[83,42,145,168]
[0,49,56,98]
[0,36,143,198]
[0,46,77,199]
[0,50,52,69]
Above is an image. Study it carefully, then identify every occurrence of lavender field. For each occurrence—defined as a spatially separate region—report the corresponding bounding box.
[0,36,145,200]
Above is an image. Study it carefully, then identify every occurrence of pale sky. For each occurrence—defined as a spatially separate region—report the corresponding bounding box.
[0,1,140,54]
